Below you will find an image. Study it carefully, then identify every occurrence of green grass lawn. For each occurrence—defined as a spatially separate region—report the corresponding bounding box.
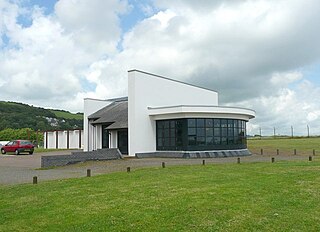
[248,137,320,156]
[50,110,83,120]
[1,161,320,231]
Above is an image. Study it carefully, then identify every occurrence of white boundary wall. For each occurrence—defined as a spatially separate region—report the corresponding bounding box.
[44,130,84,149]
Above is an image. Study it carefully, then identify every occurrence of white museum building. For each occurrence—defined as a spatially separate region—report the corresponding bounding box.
[83,70,255,158]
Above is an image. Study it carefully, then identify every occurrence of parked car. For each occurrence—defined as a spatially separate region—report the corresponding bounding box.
[1,140,35,155]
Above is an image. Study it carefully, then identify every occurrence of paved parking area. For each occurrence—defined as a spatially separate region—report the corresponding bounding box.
[0,150,80,168]
[0,151,317,185]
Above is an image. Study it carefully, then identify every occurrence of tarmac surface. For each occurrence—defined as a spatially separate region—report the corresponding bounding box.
[0,150,316,185]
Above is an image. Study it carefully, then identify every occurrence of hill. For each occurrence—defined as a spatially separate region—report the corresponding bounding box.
[0,101,83,131]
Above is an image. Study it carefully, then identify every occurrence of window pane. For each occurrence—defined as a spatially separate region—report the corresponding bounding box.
[188,136,196,145]
[206,128,213,137]
[157,129,163,138]
[164,138,170,146]
[188,128,196,136]
[234,120,238,128]
[234,128,238,136]
[206,136,213,145]
[164,129,169,137]
[157,121,164,129]
[197,128,205,136]
[188,119,196,127]
[170,121,175,129]
[197,119,205,127]
[170,129,175,137]
[237,128,242,137]
[214,137,221,145]
[205,119,213,127]
[234,135,239,143]
[228,137,234,144]
[170,137,175,146]
[197,136,205,145]
[228,128,233,137]
[164,121,169,129]
[228,119,233,128]
[214,119,220,127]
[221,119,227,127]
[176,120,183,129]
[221,128,227,137]
[214,128,220,136]
[158,138,163,146]
[221,137,227,145]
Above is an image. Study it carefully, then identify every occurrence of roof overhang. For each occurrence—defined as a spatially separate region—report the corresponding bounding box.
[148,105,255,121]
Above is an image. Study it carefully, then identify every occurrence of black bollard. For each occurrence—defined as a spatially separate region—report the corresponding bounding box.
[33,176,38,184]
[237,157,240,164]
[162,162,166,168]
[202,160,205,165]
[87,169,91,177]
[127,167,131,173]
[271,157,275,163]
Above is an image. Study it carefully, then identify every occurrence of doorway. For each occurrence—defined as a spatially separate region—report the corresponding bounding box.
[102,125,109,149]
[117,129,128,154]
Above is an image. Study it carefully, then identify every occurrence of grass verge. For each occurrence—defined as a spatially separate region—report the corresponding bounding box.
[0,161,320,231]
[248,137,320,156]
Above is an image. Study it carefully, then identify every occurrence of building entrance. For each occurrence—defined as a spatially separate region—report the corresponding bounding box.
[117,129,128,154]
[102,125,109,149]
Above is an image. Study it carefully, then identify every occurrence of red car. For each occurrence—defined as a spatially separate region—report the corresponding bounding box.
[1,140,34,155]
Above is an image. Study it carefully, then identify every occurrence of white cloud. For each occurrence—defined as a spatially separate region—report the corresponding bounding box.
[1,0,320,136]
[244,80,320,136]
[271,71,303,86]
[0,0,129,109]
[55,0,129,56]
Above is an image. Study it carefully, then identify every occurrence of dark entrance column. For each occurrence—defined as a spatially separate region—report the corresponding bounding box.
[102,125,109,148]
[117,129,128,155]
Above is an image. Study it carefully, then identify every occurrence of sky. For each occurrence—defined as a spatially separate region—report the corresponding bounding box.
[1,0,320,136]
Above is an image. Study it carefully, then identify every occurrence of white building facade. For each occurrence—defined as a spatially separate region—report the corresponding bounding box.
[84,70,255,157]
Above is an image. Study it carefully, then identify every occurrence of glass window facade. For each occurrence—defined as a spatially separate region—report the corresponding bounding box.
[156,118,247,151]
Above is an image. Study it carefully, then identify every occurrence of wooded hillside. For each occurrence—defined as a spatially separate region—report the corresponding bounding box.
[0,101,83,131]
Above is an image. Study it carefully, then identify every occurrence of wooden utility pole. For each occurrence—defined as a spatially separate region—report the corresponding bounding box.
[259,127,262,139]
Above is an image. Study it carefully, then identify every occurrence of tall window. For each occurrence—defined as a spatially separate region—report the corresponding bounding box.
[157,119,183,150]
[156,118,247,151]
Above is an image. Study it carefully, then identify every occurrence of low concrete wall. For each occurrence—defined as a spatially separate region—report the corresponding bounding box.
[41,148,123,168]
[136,149,252,159]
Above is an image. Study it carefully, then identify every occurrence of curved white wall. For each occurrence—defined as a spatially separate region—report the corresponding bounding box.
[148,105,255,121]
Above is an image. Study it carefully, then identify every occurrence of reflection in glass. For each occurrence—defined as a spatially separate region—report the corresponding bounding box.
[156,118,247,151]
